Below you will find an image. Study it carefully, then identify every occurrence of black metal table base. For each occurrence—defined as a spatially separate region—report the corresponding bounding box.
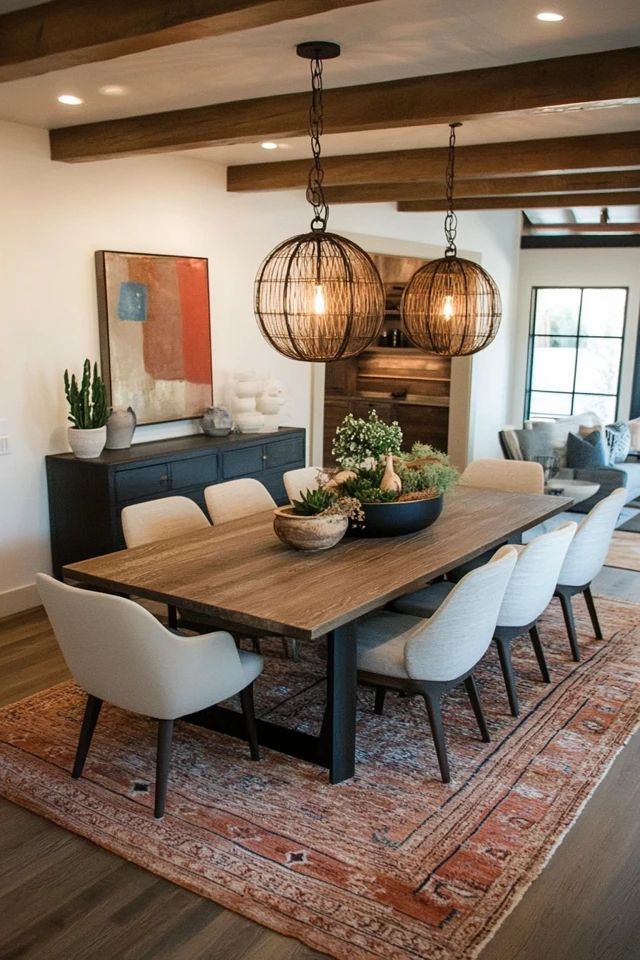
[183,624,357,784]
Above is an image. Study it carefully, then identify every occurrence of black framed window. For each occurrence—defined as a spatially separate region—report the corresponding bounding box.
[524,286,628,423]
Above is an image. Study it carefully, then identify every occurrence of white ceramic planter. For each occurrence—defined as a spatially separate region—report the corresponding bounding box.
[68,425,107,459]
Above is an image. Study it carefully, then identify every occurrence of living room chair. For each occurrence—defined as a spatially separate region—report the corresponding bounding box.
[283,466,322,503]
[555,487,626,661]
[356,545,517,782]
[204,478,276,525]
[392,522,577,717]
[459,458,544,494]
[36,574,263,819]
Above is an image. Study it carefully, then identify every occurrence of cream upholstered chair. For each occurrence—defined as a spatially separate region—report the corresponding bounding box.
[36,574,262,819]
[204,477,297,660]
[121,496,210,548]
[204,478,276,525]
[283,466,322,503]
[555,487,626,660]
[121,496,211,629]
[356,545,517,782]
[459,458,545,494]
[393,522,577,716]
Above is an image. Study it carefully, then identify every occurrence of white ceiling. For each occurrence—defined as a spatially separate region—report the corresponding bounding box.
[1,0,638,223]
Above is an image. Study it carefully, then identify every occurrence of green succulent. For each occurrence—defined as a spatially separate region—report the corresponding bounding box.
[292,487,337,516]
[64,359,108,429]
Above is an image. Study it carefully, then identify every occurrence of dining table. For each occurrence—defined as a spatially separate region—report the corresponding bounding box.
[63,485,572,784]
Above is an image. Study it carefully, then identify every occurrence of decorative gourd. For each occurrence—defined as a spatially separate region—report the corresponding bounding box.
[380,454,402,494]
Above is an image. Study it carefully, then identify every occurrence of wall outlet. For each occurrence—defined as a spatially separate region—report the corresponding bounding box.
[0,419,9,455]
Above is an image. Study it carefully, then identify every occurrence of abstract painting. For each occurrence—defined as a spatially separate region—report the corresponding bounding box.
[96,251,213,424]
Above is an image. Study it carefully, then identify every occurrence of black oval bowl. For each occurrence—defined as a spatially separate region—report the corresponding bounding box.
[347,495,443,537]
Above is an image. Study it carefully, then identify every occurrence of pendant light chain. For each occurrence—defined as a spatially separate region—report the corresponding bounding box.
[444,122,460,258]
[306,56,329,233]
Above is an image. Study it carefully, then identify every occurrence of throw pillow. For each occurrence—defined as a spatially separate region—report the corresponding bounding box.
[626,417,640,452]
[605,422,631,463]
[566,430,608,469]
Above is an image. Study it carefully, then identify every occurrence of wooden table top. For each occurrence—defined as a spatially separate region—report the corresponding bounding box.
[64,486,572,640]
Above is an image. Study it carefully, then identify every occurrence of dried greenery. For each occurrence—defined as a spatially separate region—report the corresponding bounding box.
[291,488,364,522]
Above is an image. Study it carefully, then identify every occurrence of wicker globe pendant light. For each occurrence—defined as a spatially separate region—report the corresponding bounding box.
[254,42,384,362]
[400,123,502,357]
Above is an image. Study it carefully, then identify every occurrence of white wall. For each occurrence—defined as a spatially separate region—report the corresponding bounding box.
[0,118,521,614]
[514,248,640,424]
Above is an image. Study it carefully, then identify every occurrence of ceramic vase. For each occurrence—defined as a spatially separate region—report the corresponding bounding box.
[201,406,232,437]
[68,425,107,459]
[105,407,136,450]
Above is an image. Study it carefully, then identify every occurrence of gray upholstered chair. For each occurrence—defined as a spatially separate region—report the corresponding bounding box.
[356,545,518,782]
[555,487,626,660]
[283,466,322,503]
[393,522,577,716]
[37,574,263,818]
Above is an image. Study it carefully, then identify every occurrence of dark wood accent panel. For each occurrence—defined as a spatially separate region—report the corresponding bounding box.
[0,0,376,83]
[324,170,640,204]
[398,190,640,212]
[46,428,305,578]
[64,487,572,641]
[49,47,640,161]
[227,131,640,191]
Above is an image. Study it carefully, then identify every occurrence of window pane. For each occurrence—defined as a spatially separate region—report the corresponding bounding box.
[573,394,616,422]
[531,337,577,391]
[580,288,627,337]
[534,288,581,336]
[574,337,622,394]
[529,391,573,418]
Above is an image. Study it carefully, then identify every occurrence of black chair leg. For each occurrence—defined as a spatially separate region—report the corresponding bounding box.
[422,692,450,783]
[240,683,260,761]
[529,624,551,683]
[155,719,174,819]
[558,591,581,661]
[374,686,386,716]
[495,637,520,717]
[167,605,178,630]
[584,586,603,640]
[72,694,103,778]
[464,675,491,742]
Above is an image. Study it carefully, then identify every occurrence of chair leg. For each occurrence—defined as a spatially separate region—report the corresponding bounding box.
[422,692,450,783]
[495,636,520,717]
[251,637,262,654]
[558,591,581,662]
[584,586,604,640]
[72,694,103,779]
[464,675,491,742]
[374,686,386,716]
[155,719,174,819]
[282,637,301,661]
[529,624,551,683]
[167,605,178,630]
[240,683,260,761]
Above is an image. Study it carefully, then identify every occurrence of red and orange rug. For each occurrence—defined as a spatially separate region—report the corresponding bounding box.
[1,595,639,960]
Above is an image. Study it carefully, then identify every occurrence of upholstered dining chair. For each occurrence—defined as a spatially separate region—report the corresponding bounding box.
[283,466,322,503]
[356,545,517,782]
[555,487,626,661]
[204,477,298,660]
[121,495,211,629]
[393,522,577,717]
[204,478,276,525]
[459,458,545,494]
[36,574,263,818]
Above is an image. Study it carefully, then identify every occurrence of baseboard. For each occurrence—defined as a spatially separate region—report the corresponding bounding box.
[0,583,40,619]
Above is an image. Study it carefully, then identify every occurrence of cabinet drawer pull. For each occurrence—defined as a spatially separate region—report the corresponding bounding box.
[159,473,170,484]
[262,454,268,462]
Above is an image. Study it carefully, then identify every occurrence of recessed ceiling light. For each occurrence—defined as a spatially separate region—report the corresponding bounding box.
[261,141,279,150]
[57,94,84,105]
[98,84,128,96]
[536,11,564,21]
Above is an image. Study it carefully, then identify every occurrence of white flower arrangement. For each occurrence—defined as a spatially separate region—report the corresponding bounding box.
[332,410,403,470]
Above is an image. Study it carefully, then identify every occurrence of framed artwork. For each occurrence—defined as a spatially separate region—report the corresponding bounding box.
[95,250,213,425]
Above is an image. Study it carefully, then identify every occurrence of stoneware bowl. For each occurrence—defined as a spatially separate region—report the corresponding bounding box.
[273,506,348,552]
[348,495,444,537]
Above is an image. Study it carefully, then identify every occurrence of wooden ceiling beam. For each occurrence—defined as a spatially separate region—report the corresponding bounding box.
[323,170,640,203]
[397,191,640,212]
[524,222,640,233]
[50,46,640,162]
[227,131,640,191]
[0,0,376,83]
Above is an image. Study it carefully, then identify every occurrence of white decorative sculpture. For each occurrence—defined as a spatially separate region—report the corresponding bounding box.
[231,371,264,433]
[256,378,287,431]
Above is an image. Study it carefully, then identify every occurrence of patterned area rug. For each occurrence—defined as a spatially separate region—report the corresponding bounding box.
[1,595,639,960]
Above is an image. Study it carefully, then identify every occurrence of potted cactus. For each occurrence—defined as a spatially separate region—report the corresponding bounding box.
[64,359,109,459]
[273,488,362,552]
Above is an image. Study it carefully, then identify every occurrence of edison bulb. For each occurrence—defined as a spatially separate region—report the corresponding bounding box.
[442,295,454,319]
[314,284,326,315]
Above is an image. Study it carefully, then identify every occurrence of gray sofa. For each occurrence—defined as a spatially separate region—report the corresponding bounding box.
[499,412,640,512]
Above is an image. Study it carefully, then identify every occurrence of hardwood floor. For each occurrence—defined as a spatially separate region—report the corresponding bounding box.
[0,605,639,960]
